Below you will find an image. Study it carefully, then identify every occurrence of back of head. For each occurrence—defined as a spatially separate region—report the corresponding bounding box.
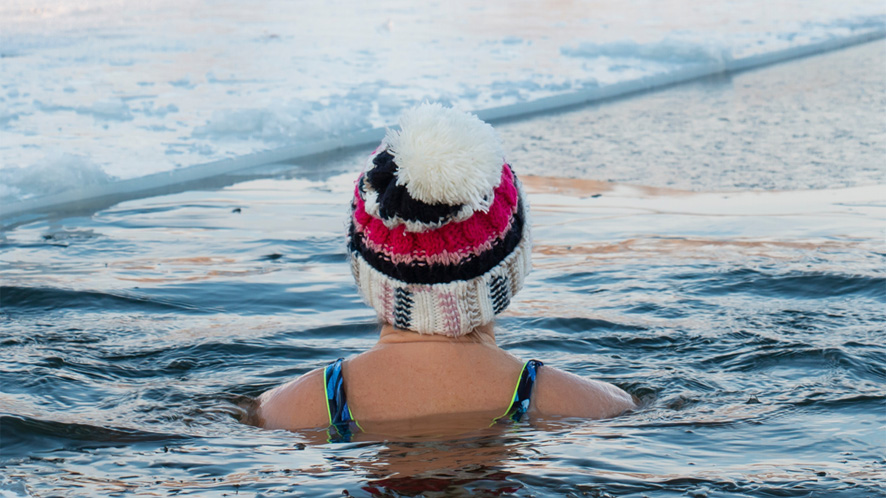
[348,103,531,337]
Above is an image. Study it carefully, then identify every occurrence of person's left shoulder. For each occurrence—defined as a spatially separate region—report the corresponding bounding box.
[533,366,636,420]
[257,368,329,430]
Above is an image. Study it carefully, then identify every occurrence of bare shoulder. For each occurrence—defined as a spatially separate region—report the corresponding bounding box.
[256,368,329,430]
[533,366,636,420]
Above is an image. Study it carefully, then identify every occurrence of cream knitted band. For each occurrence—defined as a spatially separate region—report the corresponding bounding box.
[350,208,531,336]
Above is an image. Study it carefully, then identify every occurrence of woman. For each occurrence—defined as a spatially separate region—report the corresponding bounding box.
[257,103,635,437]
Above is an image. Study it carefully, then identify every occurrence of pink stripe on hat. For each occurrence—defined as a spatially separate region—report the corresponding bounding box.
[353,165,518,257]
[354,204,521,266]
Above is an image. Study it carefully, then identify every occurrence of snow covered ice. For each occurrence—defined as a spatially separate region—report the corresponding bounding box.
[0,0,884,207]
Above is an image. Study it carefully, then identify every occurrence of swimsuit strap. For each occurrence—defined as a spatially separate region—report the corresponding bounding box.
[495,359,544,423]
[323,357,359,441]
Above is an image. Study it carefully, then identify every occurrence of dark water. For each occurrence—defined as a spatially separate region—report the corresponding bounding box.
[2,43,886,498]
[1,169,884,497]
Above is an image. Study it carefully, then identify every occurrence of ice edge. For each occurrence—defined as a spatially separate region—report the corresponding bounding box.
[2,29,884,224]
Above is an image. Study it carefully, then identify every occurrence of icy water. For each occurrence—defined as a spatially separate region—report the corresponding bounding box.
[2,0,884,202]
[2,44,886,497]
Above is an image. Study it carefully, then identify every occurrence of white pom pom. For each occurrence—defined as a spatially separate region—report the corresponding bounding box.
[385,103,504,209]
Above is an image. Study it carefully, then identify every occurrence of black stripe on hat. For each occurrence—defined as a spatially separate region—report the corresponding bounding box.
[348,198,525,285]
[393,287,413,329]
[364,150,466,227]
[489,275,511,314]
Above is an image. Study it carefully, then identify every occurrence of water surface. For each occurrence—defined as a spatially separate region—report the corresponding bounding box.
[1,43,885,497]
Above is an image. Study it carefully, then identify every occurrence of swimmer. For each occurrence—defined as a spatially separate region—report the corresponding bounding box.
[257,103,635,437]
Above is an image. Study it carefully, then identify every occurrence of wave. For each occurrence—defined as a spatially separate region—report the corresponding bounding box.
[0,414,190,460]
[689,269,886,301]
[0,285,213,313]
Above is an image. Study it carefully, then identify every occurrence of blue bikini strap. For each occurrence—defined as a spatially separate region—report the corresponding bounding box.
[323,357,355,441]
[496,359,543,423]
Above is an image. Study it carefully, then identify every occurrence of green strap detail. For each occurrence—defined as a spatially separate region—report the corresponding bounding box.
[348,406,364,432]
[490,362,528,426]
[322,367,333,426]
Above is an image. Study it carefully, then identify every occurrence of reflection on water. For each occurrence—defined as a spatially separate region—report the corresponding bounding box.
[338,433,532,496]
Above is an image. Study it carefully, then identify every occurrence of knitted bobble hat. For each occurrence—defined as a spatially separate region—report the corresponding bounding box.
[348,103,531,336]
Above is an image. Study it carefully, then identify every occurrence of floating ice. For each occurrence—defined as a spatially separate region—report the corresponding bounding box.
[0,107,20,127]
[192,100,372,145]
[0,0,883,214]
[75,99,134,121]
[561,38,734,67]
[0,153,115,202]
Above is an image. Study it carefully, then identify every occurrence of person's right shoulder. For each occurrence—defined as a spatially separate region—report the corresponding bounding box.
[256,368,329,431]
[533,366,636,420]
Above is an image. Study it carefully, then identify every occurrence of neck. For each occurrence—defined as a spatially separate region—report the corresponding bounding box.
[376,322,496,345]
